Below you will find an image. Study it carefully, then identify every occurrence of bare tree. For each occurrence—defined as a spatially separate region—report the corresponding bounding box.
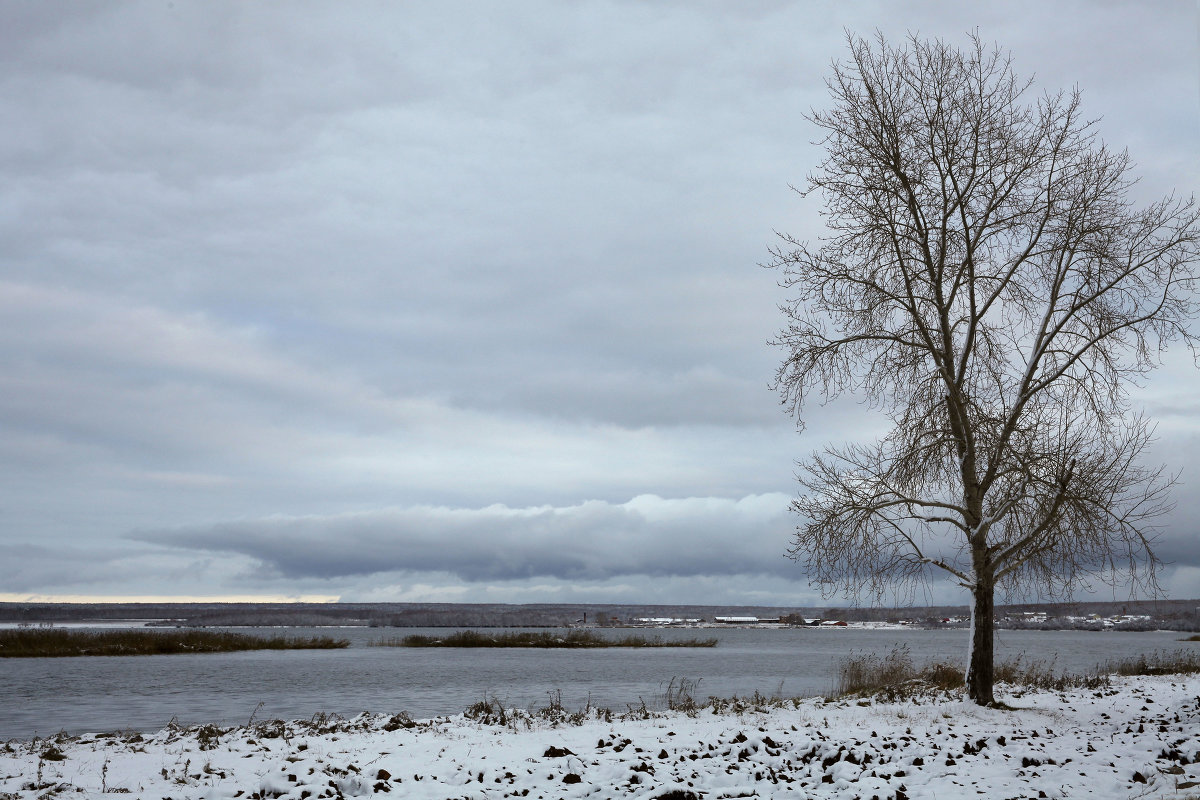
[770,32,1200,705]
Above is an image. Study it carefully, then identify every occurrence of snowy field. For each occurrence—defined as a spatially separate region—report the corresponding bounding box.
[2,675,1198,799]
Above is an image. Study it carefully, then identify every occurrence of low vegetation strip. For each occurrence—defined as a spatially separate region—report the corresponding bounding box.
[0,628,349,657]
[374,629,718,648]
[830,645,1200,701]
[1100,648,1200,676]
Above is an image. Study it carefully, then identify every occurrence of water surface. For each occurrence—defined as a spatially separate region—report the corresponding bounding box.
[1,626,1192,740]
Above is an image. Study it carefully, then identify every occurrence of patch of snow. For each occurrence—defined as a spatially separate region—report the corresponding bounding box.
[2,675,1198,798]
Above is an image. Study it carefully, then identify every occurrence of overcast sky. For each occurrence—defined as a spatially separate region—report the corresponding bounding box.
[2,1,1198,607]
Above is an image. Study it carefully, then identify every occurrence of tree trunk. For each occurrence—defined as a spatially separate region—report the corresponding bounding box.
[966,580,995,705]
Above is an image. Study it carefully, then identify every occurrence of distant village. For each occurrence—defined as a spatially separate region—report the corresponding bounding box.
[595,610,1170,631]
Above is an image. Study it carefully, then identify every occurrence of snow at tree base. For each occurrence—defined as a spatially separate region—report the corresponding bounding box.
[3,675,1198,798]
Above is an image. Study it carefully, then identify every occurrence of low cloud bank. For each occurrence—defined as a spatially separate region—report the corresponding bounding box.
[134,493,796,582]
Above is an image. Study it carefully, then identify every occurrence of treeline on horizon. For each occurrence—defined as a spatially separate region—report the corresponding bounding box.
[1,599,1198,631]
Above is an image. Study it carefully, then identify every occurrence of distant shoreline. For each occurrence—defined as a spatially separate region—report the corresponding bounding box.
[1,599,1197,633]
[3,619,1196,634]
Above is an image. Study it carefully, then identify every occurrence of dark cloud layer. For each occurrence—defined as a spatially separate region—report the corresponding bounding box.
[132,493,1200,593]
[2,2,1197,602]
[133,494,796,582]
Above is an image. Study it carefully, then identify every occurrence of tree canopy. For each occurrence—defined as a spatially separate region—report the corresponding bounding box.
[771,32,1200,704]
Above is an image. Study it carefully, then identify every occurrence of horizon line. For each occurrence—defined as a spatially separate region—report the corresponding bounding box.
[0,594,342,604]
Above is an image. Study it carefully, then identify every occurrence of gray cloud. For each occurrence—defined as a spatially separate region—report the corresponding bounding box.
[2,1,1197,602]
[133,494,797,582]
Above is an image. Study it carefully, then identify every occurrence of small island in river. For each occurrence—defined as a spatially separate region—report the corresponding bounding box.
[374,629,718,648]
[0,628,349,657]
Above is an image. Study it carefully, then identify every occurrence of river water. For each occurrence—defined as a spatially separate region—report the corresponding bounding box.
[1,626,1194,740]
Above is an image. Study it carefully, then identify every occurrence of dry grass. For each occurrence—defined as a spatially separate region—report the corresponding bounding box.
[831,645,963,699]
[1098,648,1200,676]
[831,644,1200,701]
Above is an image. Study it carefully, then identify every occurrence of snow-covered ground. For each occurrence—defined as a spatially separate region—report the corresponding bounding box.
[3,675,1198,799]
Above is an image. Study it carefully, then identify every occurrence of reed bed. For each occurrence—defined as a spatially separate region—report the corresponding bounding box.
[0,628,349,657]
[831,644,1200,700]
[1098,648,1200,676]
[372,629,718,648]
